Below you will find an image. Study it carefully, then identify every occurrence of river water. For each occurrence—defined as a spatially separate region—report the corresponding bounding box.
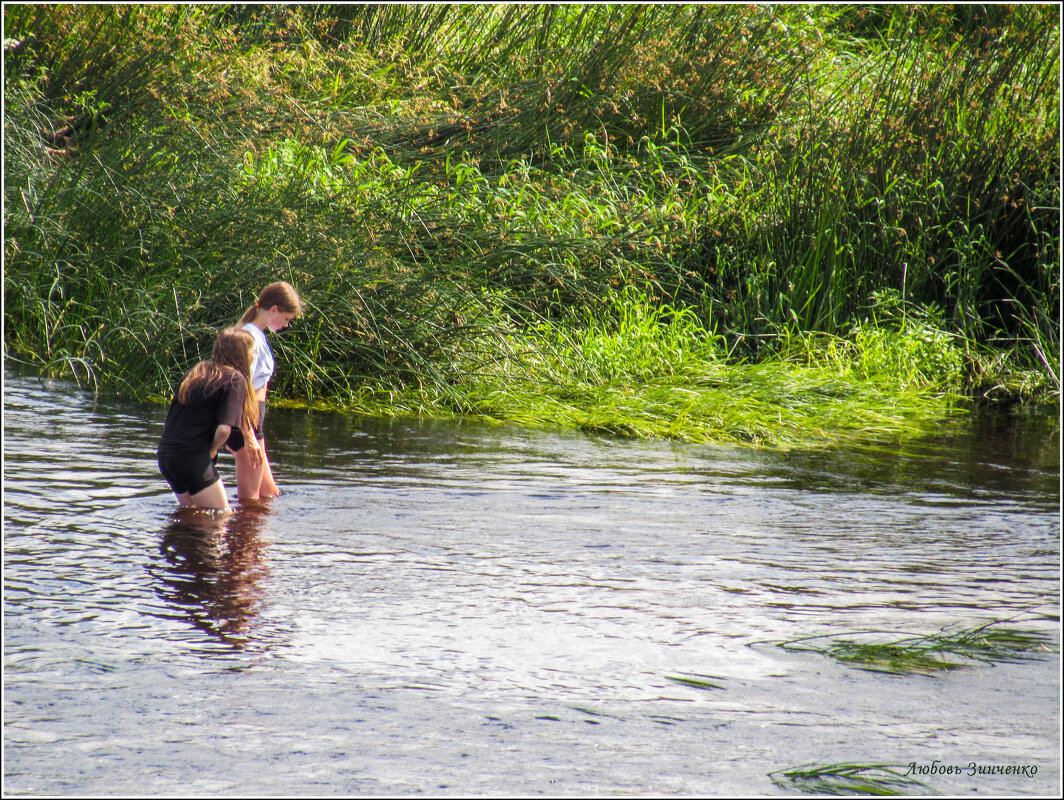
[3,367,1060,795]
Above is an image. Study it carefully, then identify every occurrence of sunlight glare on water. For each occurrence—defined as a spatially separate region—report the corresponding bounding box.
[3,368,1059,795]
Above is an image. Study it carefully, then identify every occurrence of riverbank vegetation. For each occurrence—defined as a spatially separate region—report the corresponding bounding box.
[4,5,1059,447]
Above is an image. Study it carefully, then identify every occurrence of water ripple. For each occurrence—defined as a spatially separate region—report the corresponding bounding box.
[3,368,1060,795]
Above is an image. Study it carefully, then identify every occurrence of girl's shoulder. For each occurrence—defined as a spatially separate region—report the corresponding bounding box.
[193,363,242,392]
[218,364,245,384]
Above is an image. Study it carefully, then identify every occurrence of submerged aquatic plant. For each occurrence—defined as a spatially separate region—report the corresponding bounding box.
[663,673,725,691]
[769,619,1056,675]
[768,762,937,796]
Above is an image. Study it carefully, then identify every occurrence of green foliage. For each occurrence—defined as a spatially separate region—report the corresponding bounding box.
[851,321,964,391]
[544,287,724,384]
[3,3,1058,443]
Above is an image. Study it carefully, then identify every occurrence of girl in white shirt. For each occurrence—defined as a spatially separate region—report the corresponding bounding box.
[229,281,303,501]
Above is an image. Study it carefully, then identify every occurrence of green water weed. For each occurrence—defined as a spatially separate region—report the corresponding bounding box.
[770,620,1056,675]
[664,673,725,691]
[768,762,937,796]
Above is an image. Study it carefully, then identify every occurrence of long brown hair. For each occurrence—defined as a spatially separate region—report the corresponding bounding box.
[177,328,259,429]
[238,281,303,326]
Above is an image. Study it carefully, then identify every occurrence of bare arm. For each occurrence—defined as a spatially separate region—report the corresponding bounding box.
[209,424,232,459]
[242,429,264,468]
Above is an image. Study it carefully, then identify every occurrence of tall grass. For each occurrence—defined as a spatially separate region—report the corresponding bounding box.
[698,5,1058,354]
[3,4,1058,444]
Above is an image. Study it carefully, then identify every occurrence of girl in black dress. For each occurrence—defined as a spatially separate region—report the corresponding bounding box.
[157,328,263,511]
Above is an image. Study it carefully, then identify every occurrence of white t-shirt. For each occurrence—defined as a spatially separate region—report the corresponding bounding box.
[242,322,275,391]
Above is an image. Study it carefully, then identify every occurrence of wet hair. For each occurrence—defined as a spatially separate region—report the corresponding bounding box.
[238,281,303,326]
[177,328,259,430]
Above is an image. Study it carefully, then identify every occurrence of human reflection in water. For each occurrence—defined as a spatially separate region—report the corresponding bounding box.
[155,502,272,651]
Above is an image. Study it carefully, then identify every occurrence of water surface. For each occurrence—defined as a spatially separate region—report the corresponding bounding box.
[3,368,1059,795]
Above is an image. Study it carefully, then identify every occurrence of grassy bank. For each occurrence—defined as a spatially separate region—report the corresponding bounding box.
[3,4,1059,447]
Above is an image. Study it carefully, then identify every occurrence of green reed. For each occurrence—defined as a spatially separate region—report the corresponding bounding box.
[3,4,1058,438]
[319,288,972,449]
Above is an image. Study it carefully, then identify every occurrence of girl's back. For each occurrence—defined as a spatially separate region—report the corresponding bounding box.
[158,366,245,453]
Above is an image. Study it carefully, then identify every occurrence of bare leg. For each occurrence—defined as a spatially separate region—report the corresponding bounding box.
[188,479,231,511]
[175,492,193,508]
[234,445,265,501]
[258,440,281,498]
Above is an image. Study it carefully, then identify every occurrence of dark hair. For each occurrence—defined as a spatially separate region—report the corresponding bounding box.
[238,281,303,325]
